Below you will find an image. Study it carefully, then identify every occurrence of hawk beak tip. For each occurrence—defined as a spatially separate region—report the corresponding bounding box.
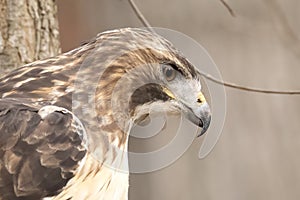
[197,115,211,137]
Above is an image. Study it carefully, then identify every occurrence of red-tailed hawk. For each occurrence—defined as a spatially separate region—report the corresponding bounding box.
[0,28,211,200]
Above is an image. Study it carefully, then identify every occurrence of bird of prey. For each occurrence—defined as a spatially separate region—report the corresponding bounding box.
[0,28,211,200]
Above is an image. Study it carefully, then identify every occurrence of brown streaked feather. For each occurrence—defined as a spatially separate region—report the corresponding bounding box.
[0,99,86,199]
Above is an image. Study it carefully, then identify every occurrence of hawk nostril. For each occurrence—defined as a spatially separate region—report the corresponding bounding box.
[197,93,206,104]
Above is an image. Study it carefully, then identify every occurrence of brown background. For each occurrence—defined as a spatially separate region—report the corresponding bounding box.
[57,0,300,199]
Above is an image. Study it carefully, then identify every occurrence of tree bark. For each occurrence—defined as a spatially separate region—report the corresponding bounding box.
[0,0,60,75]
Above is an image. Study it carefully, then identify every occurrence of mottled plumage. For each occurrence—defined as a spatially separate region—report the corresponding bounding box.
[0,28,211,200]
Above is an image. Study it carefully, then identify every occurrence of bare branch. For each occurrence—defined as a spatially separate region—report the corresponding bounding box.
[127,0,154,32]
[128,0,300,95]
[219,0,236,17]
[200,71,300,95]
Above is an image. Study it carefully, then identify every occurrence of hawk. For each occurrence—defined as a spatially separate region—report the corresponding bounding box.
[0,28,211,200]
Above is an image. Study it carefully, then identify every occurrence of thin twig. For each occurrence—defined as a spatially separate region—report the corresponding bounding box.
[128,0,300,95]
[127,0,154,32]
[200,71,300,95]
[219,0,236,17]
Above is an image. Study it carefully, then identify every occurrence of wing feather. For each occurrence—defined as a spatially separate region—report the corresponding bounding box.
[0,99,87,199]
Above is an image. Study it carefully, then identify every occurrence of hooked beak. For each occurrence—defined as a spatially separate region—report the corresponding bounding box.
[163,86,211,136]
[184,93,211,137]
[186,102,211,137]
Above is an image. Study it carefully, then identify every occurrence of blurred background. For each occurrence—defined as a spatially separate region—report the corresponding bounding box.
[57,0,300,199]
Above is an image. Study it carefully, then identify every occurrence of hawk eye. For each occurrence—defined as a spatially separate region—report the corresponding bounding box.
[162,65,177,81]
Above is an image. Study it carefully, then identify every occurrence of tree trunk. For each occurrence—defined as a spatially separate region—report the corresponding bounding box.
[0,0,60,75]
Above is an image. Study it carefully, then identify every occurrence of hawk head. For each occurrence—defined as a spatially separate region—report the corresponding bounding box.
[76,28,211,140]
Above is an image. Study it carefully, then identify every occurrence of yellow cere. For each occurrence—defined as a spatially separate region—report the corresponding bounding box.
[198,92,206,104]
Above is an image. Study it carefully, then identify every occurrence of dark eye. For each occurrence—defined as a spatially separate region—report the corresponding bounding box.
[162,65,177,81]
